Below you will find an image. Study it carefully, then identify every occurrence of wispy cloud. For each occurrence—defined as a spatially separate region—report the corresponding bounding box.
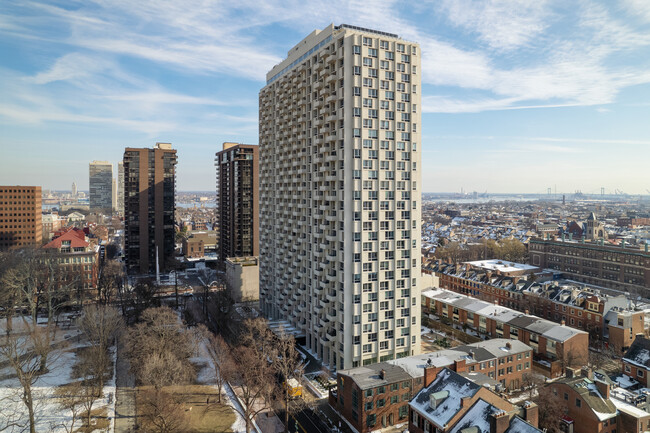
[440,0,553,51]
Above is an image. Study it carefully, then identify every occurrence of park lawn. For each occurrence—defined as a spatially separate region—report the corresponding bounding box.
[136,384,236,433]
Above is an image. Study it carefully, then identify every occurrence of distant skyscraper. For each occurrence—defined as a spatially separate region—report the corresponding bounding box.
[71,181,78,197]
[215,142,259,261]
[0,186,42,249]
[89,161,113,213]
[112,177,117,212]
[259,24,422,370]
[117,162,124,215]
[123,143,177,274]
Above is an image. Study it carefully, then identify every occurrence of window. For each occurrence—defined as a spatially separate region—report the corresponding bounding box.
[353,45,361,55]
[366,414,376,428]
[575,398,581,408]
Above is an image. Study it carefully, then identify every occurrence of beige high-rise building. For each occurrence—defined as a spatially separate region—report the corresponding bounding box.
[259,24,422,370]
[89,160,113,213]
[117,162,124,215]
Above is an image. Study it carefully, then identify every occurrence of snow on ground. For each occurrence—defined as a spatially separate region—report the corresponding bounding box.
[193,340,247,433]
[0,324,116,433]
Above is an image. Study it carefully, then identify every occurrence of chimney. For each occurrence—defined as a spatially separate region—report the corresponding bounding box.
[490,410,510,433]
[595,378,611,399]
[424,366,438,387]
[506,342,512,350]
[525,309,530,315]
[581,366,592,379]
[460,396,472,408]
[454,358,467,373]
[523,401,539,428]
[561,320,566,326]
[379,369,385,380]
[566,367,578,378]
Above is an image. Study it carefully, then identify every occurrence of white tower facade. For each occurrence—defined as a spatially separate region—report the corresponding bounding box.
[259,24,422,370]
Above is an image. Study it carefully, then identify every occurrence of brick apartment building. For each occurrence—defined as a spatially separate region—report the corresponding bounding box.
[551,369,617,433]
[429,260,644,352]
[0,185,42,250]
[331,339,533,432]
[622,336,650,388]
[123,143,177,274]
[41,227,99,292]
[423,288,589,376]
[529,237,650,292]
[408,368,541,433]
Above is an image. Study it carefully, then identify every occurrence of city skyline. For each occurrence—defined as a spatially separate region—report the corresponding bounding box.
[1,1,650,194]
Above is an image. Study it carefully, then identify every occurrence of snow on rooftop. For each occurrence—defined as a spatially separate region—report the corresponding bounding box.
[410,369,479,429]
[466,259,537,273]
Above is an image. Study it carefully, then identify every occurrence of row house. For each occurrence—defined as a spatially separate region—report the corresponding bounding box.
[423,288,589,377]
[408,368,541,433]
[331,339,533,433]
[430,260,643,352]
[622,336,650,388]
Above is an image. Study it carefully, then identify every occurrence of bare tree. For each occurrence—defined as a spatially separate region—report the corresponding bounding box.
[229,345,276,433]
[240,317,277,360]
[139,351,194,390]
[77,305,123,391]
[0,324,57,433]
[534,385,565,433]
[96,260,124,305]
[201,325,234,403]
[139,388,187,433]
[274,329,306,433]
[125,307,195,385]
[0,251,21,339]
[56,382,84,433]
[206,288,235,335]
[521,372,545,400]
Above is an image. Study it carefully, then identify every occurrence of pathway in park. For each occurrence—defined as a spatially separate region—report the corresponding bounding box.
[114,340,136,433]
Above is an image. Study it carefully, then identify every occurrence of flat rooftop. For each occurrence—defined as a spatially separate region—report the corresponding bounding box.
[465,259,538,273]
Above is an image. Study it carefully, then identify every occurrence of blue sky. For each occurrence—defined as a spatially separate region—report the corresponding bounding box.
[1,0,650,194]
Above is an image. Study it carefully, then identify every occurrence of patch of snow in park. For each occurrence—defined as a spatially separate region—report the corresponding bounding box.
[194,340,247,433]
[0,344,117,433]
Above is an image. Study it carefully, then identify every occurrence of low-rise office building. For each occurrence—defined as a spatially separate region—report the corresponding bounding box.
[225,256,259,302]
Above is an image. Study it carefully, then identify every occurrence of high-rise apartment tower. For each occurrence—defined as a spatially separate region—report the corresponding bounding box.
[123,143,177,274]
[117,162,124,215]
[0,186,42,250]
[215,142,259,261]
[259,24,422,370]
[89,161,113,213]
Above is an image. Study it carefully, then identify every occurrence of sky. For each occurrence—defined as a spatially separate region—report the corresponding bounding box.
[1,0,650,194]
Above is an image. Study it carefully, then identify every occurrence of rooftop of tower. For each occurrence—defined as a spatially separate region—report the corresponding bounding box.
[264,23,407,85]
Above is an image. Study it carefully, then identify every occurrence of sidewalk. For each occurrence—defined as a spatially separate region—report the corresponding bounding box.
[114,339,136,433]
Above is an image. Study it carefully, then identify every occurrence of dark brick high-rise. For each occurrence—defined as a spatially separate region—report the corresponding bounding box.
[215,142,259,261]
[123,143,177,274]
